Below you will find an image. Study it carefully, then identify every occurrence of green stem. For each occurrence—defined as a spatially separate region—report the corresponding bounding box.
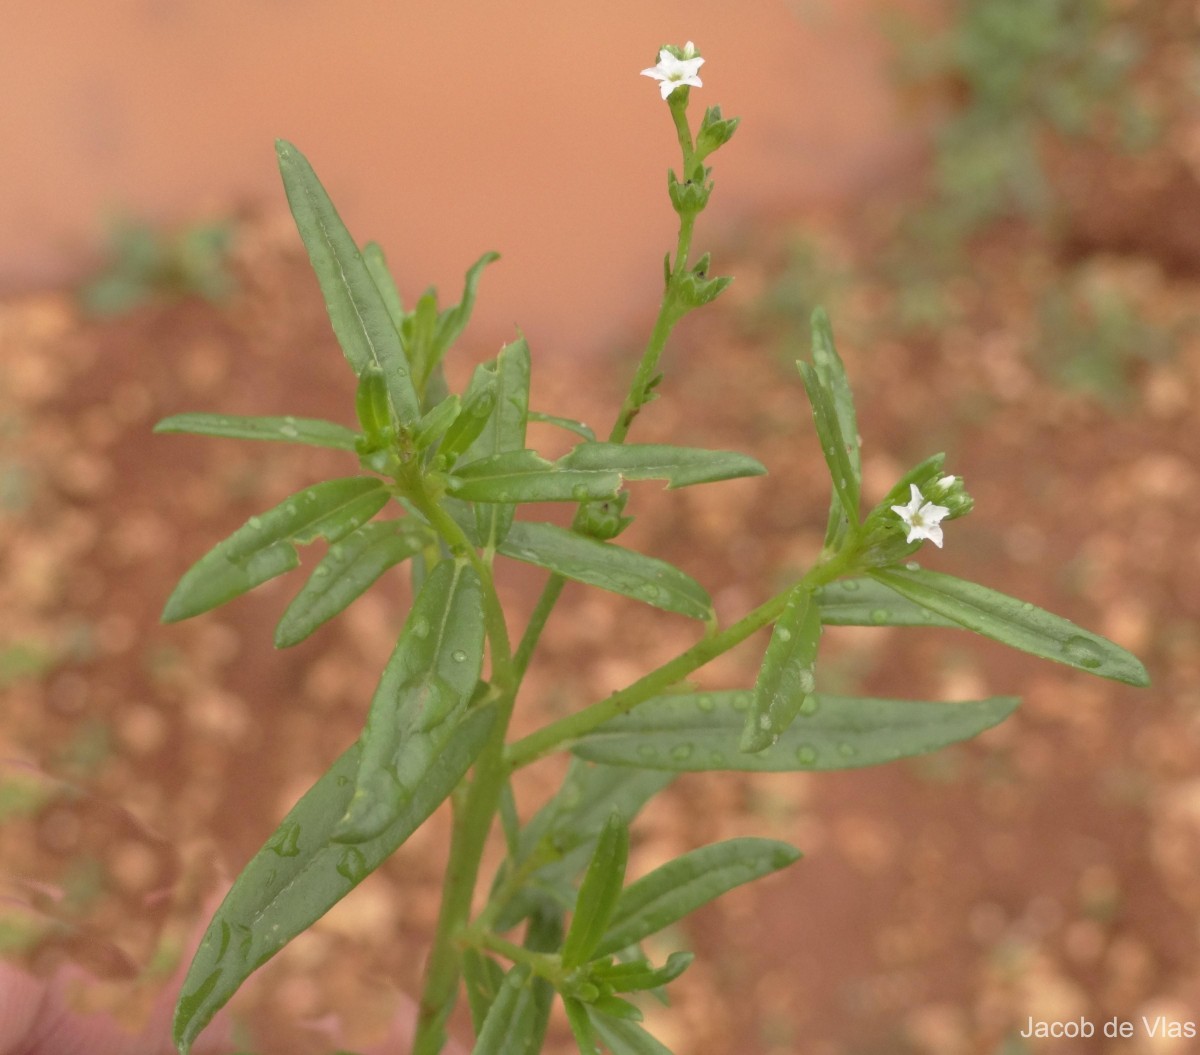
[506,549,858,771]
[409,481,519,1055]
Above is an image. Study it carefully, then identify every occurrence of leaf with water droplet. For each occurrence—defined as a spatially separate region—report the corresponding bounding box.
[497,521,713,621]
[591,838,801,960]
[154,412,360,451]
[275,520,432,647]
[557,441,766,489]
[572,690,1019,773]
[742,586,821,753]
[173,702,495,1055]
[335,560,486,842]
[869,567,1150,686]
[163,477,390,623]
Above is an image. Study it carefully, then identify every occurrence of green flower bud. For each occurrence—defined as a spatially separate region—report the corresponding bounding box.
[667,169,713,216]
[578,492,634,541]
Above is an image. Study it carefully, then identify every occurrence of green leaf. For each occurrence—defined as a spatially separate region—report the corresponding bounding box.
[593,838,800,960]
[154,413,360,451]
[592,951,693,994]
[428,252,501,387]
[172,704,494,1055]
[797,359,858,527]
[564,997,601,1055]
[492,761,672,932]
[336,560,486,842]
[471,965,537,1055]
[588,1013,674,1055]
[571,690,1019,772]
[412,394,462,452]
[162,478,389,622]
[361,241,405,332]
[465,338,531,548]
[558,443,766,489]
[274,520,432,647]
[818,577,958,627]
[869,567,1151,686]
[810,308,861,537]
[275,140,420,423]
[528,411,596,442]
[447,450,621,504]
[741,586,821,753]
[440,361,500,464]
[498,522,714,622]
[462,949,506,1035]
[562,813,630,969]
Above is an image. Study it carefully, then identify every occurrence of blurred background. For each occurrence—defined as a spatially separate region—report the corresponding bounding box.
[2,1,1199,1053]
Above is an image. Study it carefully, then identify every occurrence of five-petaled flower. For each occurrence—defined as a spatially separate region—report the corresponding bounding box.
[891,484,951,548]
[641,42,704,99]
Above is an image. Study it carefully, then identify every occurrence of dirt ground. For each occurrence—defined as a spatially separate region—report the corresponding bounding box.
[4,18,1200,1055]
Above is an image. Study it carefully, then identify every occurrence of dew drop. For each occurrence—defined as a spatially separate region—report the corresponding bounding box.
[286,503,297,515]
[796,671,815,695]
[1021,602,1034,612]
[451,649,468,663]
[799,694,819,716]
[269,822,301,857]
[836,742,856,759]
[731,694,751,712]
[280,425,299,439]
[313,565,330,578]
[795,744,818,766]
[904,561,920,571]
[842,580,860,592]
[670,743,694,762]
[697,695,716,712]
[1063,635,1105,670]
[637,744,658,761]
[776,627,792,643]
[412,617,430,639]
[248,516,263,531]
[870,608,890,624]
[336,846,368,884]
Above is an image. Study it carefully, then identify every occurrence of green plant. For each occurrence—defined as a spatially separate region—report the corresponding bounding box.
[79,215,235,316]
[156,44,1148,1055]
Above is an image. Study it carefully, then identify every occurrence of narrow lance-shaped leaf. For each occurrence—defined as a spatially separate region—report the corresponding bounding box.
[162,477,389,623]
[471,965,537,1055]
[571,690,1019,772]
[592,838,800,960]
[498,521,714,622]
[172,704,495,1055]
[154,413,360,452]
[427,251,501,387]
[562,813,630,969]
[592,951,694,994]
[528,411,596,442]
[275,140,420,424]
[810,308,861,543]
[558,442,766,489]
[466,337,530,548]
[818,576,958,628]
[797,359,858,527]
[564,996,601,1055]
[440,361,500,464]
[336,559,486,842]
[741,586,821,753]
[275,520,433,647]
[587,1007,675,1055]
[870,566,1151,686]
[447,450,621,504]
[362,240,406,333]
[491,761,673,932]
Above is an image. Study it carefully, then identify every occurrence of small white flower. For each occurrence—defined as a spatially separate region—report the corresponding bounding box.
[640,42,705,99]
[891,484,951,548]
[936,475,956,489]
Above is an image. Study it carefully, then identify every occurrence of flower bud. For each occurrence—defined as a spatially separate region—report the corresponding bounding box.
[578,492,634,541]
[667,169,713,216]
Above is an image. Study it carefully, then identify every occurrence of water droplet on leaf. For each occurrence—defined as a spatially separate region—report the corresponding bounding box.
[451,649,468,663]
[336,846,368,884]
[796,744,818,766]
[1063,635,1105,670]
[870,609,890,624]
[670,743,694,761]
[268,822,301,857]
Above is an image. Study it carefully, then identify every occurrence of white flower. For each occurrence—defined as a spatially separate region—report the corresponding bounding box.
[640,42,704,99]
[891,484,951,548]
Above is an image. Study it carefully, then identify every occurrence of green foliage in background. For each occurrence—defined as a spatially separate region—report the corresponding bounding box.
[79,215,235,316]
